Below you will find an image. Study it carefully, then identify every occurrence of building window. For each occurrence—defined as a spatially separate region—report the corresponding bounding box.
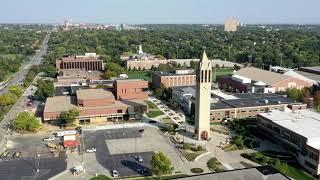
[205,70,208,82]
[208,70,211,82]
[201,70,204,83]
[305,160,317,170]
[117,109,123,113]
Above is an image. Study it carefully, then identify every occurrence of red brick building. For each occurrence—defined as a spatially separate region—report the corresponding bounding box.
[43,80,148,124]
[152,70,196,88]
[56,53,103,71]
[219,67,312,93]
[113,79,148,100]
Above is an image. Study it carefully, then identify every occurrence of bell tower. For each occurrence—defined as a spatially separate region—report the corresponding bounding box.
[194,51,212,140]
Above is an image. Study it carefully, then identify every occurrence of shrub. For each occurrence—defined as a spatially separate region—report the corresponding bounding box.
[196,145,204,151]
[183,143,191,150]
[190,168,204,173]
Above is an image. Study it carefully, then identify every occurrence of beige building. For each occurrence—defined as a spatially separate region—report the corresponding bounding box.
[224,17,238,32]
[195,51,212,140]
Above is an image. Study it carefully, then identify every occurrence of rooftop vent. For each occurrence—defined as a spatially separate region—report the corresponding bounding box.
[264,99,269,104]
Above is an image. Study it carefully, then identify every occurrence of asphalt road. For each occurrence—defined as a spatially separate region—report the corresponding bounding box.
[0,33,50,95]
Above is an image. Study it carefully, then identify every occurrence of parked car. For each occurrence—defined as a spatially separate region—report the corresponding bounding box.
[86,148,96,153]
[136,155,143,162]
[43,137,55,141]
[13,152,21,159]
[112,170,119,177]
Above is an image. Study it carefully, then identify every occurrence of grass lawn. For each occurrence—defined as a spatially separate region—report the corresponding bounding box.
[213,68,233,81]
[207,157,224,172]
[125,70,151,81]
[146,111,164,118]
[221,144,238,151]
[146,100,158,109]
[241,152,316,180]
[181,150,207,161]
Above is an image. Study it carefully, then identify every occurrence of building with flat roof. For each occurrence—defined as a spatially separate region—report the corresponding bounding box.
[55,69,103,86]
[43,79,149,124]
[171,85,306,121]
[151,70,196,88]
[177,166,289,180]
[258,109,320,175]
[113,79,148,100]
[299,66,320,75]
[219,67,312,93]
[56,53,104,71]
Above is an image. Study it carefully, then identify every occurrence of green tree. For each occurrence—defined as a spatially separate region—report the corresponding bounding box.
[0,93,17,106]
[13,112,41,132]
[61,108,80,126]
[35,80,54,100]
[9,85,24,97]
[151,152,174,178]
[104,63,122,79]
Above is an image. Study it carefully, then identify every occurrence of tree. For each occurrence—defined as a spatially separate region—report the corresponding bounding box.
[61,108,80,126]
[151,152,174,178]
[104,63,122,79]
[0,93,17,106]
[13,112,41,132]
[233,64,241,71]
[41,65,57,78]
[35,80,54,100]
[9,85,24,97]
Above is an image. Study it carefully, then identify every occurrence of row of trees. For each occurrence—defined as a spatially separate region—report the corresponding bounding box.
[44,27,320,70]
[0,29,45,81]
[286,87,320,111]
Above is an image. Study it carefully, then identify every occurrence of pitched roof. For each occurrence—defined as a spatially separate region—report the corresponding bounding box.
[235,67,290,85]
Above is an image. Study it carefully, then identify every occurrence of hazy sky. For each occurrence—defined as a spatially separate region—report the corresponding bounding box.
[1,0,319,24]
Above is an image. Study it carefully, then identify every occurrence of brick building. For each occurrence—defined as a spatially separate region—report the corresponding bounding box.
[43,79,148,124]
[219,67,312,93]
[113,79,148,100]
[171,86,306,122]
[56,53,104,71]
[151,69,196,88]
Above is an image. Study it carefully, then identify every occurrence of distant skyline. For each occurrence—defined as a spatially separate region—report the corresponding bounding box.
[1,0,320,24]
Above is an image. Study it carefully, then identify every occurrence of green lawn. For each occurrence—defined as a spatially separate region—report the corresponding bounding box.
[207,157,224,172]
[181,150,206,161]
[146,111,164,118]
[213,68,233,81]
[146,100,158,109]
[241,152,316,180]
[125,70,151,81]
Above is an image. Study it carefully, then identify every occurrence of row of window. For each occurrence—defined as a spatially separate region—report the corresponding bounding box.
[305,160,317,170]
[307,150,319,162]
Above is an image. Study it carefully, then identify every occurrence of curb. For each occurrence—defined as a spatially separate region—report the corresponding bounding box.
[194,151,211,161]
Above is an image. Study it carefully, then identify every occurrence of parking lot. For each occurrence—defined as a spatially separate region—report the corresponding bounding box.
[81,126,187,178]
[5,133,59,158]
[83,128,153,177]
[1,134,67,180]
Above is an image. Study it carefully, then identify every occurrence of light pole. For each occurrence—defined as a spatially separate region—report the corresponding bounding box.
[35,154,40,179]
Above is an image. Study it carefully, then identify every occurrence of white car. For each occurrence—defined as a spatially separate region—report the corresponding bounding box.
[112,170,119,177]
[43,137,55,141]
[86,148,96,153]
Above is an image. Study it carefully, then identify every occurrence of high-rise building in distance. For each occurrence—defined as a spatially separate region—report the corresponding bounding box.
[224,17,238,32]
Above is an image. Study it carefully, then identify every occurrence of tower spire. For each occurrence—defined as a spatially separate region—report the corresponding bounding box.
[138,44,143,54]
[200,50,209,63]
